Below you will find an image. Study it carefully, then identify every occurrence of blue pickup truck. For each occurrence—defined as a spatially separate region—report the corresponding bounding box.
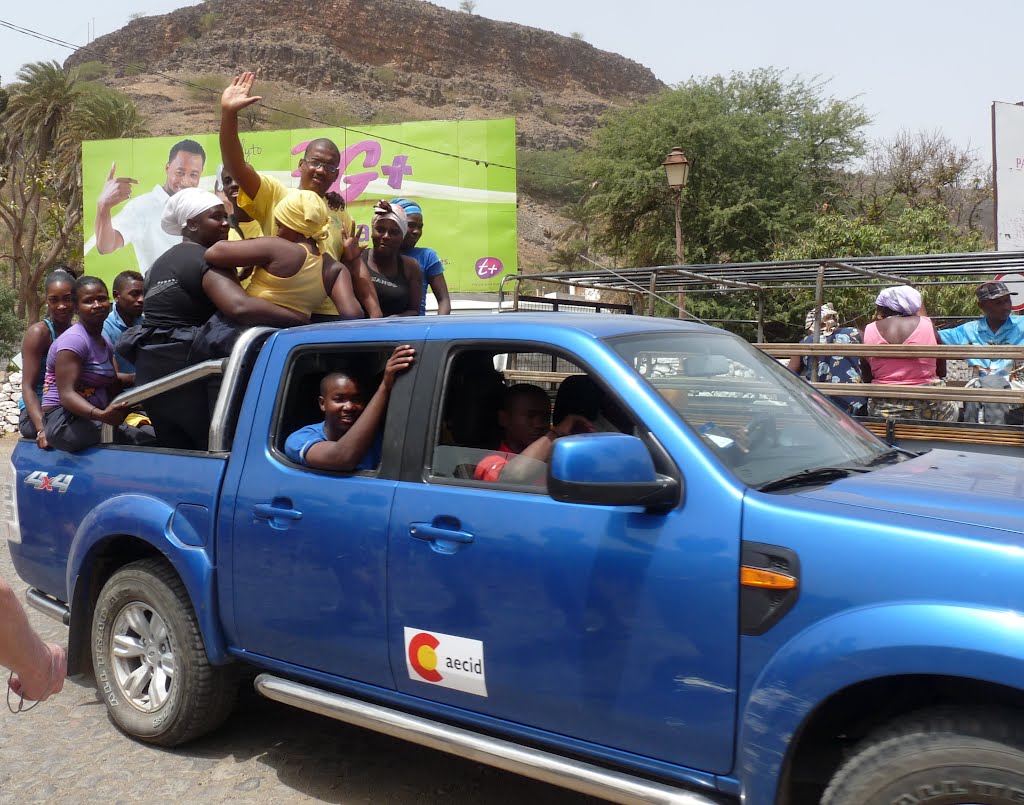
[7,313,1024,805]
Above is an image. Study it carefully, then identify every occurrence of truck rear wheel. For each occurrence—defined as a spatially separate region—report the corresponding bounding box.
[822,708,1024,805]
[91,557,237,746]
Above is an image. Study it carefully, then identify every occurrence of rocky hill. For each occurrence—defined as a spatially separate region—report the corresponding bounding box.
[66,0,664,272]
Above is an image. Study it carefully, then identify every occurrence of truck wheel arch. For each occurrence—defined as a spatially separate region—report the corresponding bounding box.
[739,603,1024,805]
[65,497,230,675]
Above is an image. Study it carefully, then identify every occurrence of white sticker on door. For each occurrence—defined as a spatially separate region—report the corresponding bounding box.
[404,627,488,697]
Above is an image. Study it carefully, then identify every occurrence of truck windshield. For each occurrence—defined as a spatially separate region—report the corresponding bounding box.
[607,331,890,488]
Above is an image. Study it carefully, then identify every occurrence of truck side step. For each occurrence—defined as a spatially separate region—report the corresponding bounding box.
[26,588,70,625]
[254,674,720,805]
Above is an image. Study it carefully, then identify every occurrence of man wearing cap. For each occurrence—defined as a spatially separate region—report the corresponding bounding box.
[938,281,1024,377]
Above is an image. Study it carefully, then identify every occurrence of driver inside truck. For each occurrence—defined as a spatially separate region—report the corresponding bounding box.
[283,345,415,471]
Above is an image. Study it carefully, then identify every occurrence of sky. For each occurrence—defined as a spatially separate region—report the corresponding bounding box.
[0,0,1019,160]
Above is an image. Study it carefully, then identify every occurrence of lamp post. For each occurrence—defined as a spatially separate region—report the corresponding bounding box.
[662,147,690,318]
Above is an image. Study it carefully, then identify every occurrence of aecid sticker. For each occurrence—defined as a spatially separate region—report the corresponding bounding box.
[404,627,487,697]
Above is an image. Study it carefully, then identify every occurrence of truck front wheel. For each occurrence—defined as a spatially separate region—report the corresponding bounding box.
[91,557,237,746]
[822,708,1024,805]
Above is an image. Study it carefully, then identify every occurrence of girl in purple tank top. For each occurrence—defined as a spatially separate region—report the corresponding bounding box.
[41,276,152,452]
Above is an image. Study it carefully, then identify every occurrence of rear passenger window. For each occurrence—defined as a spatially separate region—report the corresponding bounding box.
[427,347,634,492]
[273,345,400,474]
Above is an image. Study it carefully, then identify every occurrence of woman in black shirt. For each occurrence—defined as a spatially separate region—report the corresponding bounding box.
[363,201,422,317]
[122,188,306,449]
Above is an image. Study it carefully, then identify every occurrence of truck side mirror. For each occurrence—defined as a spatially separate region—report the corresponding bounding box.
[547,433,680,511]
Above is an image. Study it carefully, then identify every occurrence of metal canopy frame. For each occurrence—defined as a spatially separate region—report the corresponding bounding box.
[500,252,1024,297]
[498,251,1024,343]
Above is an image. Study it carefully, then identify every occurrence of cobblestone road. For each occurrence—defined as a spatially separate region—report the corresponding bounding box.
[0,436,599,804]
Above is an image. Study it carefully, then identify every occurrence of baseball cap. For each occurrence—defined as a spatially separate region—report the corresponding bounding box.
[977,281,1018,301]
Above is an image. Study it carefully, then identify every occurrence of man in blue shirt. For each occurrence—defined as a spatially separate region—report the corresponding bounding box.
[939,281,1024,377]
[284,345,415,470]
[102,270,144,378]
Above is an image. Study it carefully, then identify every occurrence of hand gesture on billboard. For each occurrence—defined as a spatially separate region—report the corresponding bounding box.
[97,162,138,213]
[222,72,262,113]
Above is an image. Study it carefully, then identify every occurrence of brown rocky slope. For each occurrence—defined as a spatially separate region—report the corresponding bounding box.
[66,0,664,275]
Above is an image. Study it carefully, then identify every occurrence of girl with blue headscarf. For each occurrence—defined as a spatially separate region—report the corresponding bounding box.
[390,197,451,315]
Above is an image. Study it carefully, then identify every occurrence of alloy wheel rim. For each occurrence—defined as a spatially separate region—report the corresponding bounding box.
[110,601,176,713]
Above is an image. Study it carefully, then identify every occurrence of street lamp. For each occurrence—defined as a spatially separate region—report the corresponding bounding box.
[662,147,690,318]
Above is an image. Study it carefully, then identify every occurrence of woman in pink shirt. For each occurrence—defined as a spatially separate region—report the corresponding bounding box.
[860,285,958,422]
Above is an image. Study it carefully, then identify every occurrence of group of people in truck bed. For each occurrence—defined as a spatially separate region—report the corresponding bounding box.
[20,73,459,454]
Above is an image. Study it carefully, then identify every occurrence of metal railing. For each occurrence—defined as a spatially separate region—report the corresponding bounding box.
[101,326,276,450]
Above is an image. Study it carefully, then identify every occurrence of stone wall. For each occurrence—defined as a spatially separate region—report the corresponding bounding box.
[0,372,23,434]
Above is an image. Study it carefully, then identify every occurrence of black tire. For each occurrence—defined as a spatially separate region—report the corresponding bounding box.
[91,557,237,746]
[822,708,1024,805]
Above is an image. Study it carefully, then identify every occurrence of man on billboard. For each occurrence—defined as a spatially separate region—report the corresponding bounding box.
[219,73,381,320]
[91,139,207,274]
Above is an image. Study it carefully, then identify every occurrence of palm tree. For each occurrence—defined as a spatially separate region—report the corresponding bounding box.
[558,200,597,247]
[548,241,587,271]
[0,61,148,320]
[3,61,79,157]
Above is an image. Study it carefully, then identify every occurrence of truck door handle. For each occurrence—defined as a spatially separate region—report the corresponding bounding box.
[254,499,303,530]
[410,521,475,554]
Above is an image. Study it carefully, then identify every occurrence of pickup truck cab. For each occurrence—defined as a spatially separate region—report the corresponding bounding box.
[8,313,1024,805]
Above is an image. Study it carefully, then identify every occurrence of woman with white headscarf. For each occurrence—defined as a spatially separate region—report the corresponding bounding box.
[861,285,957,422]
[118,188,307,449]
[362,201,423,317]
[787,303,866,416]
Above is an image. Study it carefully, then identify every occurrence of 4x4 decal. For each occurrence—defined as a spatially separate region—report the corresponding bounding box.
[24,471,74,493]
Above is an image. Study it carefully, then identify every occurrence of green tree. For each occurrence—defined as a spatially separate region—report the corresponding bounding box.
[0,61,147,322]
[849,129,991,233]
[581,69,870,267]
[0,284,23,363]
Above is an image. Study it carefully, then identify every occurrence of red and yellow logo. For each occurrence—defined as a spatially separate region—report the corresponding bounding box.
[407,631,442,682]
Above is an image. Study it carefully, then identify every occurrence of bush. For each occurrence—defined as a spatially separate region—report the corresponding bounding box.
[184,72,231,103]
[540,104,563,125]
[517,148,584,205]
[371,66,398,87]
[76,60,110,82]
[198,12,220,33]
[509,88,530,112]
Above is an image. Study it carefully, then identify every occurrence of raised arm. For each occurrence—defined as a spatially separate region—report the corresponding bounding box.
[205,237,305,279]
[338,220,382,318]
[201,266,309,327]
[323,256,366,319]
[305,346,415,470]
[219,73,264,202]
[94,162,137,254]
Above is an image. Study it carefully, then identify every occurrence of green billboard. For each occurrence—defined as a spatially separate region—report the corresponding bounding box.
[82,119,517,294]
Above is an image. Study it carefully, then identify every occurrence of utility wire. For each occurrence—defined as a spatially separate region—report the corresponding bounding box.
[0,17,587,183]
[1,17,780,259]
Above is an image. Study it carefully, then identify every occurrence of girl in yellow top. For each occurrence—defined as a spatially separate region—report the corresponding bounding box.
[205,190,363,319]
